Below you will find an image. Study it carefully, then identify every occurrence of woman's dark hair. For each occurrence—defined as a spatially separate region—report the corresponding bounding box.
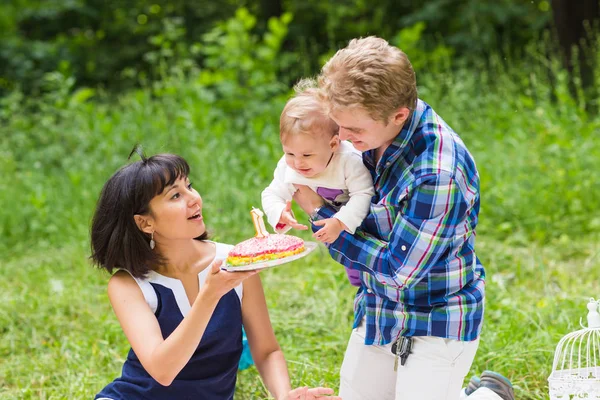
[90,146,208,278]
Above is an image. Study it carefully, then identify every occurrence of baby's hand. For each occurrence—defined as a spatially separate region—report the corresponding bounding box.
[313,218,346,244]
[278,200,308,231]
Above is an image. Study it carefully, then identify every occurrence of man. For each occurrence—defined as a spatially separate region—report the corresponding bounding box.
[293,36,514,400]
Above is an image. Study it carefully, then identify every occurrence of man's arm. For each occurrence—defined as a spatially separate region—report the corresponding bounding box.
[314,172,470,290]
[332,154,374,234]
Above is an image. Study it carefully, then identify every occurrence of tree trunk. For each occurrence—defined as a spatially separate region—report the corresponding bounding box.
[551,0,600,105]
[258,0,283,20]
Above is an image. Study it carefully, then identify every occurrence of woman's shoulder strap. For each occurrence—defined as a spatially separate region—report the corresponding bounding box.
[117,269,158,313]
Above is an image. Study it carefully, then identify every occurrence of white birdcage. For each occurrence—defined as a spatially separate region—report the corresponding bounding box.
[548,298,600,399]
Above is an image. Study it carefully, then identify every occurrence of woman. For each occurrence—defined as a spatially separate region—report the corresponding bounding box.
[90,148,340,400]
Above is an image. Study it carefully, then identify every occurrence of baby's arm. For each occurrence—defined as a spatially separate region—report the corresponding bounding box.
[261,157,307,233]
[331,153,374,234]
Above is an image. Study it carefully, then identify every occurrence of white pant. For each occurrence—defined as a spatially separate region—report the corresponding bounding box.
[339,321,502,400]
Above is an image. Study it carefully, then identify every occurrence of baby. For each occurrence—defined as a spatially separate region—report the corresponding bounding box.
[261,80,374,286]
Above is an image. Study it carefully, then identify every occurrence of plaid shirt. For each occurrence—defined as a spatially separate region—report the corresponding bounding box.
[313,99,485,345]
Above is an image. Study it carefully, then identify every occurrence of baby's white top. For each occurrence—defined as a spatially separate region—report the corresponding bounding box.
[261,141,374,234]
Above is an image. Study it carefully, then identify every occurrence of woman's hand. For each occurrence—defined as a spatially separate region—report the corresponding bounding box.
[285,386,341,400]
[202,260,257,301]
[292,185,325,215]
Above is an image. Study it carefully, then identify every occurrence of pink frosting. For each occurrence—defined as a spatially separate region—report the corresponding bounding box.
[229,234,304,257]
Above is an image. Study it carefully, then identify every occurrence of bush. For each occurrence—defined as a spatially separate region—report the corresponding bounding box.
[0,1,552,95]
[0,9,294,255]
[1,8,599,256]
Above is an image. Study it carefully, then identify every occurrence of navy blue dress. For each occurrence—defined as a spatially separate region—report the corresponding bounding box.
[96,243,243,400]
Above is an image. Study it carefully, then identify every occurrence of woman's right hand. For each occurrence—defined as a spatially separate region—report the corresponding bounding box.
[202,260,258,301]
[285,387,341,400]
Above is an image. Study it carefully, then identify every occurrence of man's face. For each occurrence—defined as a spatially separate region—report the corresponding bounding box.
[330,107,409,153]
[282,132,339,178]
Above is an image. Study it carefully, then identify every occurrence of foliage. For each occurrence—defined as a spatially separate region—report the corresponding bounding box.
[195,8,292,114]
[0,0,239,94]
[1,9,600,254]
[399,0,550,55]
[392,21,454,75]
[0,9,294,257]
[287,0,550,74]
[0,0,553,94]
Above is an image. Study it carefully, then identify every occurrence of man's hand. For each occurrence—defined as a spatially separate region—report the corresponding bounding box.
[292,185,325,215]
[313,218,346,244]
[278,200,308,230]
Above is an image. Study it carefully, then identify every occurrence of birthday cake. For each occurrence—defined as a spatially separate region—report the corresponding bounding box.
[226,208,305,267]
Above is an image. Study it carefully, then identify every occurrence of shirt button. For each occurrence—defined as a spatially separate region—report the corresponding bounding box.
[401,245,407,251]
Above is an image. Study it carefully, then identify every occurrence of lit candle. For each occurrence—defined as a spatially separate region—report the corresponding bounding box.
[251,207,269,238]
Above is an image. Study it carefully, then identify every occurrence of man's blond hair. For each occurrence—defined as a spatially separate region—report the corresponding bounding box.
[319,36,417,122]
[280,78,338,142]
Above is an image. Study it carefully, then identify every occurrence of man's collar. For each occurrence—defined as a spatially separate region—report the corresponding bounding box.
[365,99,425,169]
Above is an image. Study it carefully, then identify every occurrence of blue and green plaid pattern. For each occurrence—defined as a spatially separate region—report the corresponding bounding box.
[313,100,485,345]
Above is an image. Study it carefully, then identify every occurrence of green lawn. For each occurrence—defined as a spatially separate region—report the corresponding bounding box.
[1,236,599,399]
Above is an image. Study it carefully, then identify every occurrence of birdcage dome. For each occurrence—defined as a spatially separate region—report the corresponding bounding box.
[548,298,600,399]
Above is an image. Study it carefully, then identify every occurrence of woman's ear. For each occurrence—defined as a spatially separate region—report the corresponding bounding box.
[134,214,154,234]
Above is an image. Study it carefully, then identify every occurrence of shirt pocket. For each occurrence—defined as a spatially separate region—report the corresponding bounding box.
[361,188,408,240]
[360,203,398,241]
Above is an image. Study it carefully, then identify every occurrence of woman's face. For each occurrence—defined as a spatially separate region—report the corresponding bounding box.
[145,175,205,243]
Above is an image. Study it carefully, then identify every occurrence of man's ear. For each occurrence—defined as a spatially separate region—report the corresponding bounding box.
[134,214,154,234]
[391,107,411,127]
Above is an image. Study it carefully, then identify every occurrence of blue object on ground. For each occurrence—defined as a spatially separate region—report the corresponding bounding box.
[238,327,254,370]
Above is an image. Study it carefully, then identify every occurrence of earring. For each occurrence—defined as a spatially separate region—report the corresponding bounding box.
[150,232,155,249]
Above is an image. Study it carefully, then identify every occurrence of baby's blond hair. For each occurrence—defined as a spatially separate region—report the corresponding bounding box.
[319,36,417,122]
[280,78,338,143]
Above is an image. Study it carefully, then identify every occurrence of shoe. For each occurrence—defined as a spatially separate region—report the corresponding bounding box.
[464,375,480,396]
[479,370,514,400]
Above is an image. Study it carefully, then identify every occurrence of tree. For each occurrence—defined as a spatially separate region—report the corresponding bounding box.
[551,0,600,103]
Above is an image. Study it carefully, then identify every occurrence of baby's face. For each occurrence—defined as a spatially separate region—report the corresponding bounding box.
[282,132,339,178]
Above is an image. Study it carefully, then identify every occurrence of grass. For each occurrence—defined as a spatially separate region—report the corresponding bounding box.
[1,236,599,399]
[2,39,600,398]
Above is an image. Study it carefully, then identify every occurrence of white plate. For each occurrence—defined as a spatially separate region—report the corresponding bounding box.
[222,241,319,271]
